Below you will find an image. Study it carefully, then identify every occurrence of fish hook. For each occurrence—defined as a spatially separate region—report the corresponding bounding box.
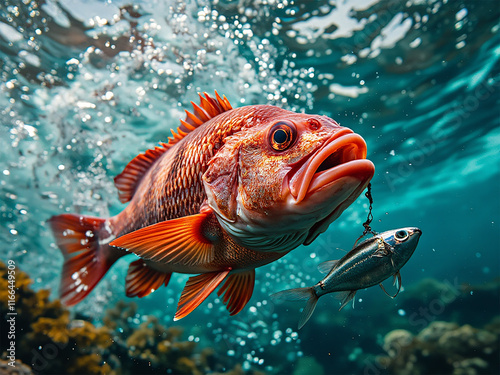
[379,272,402,298]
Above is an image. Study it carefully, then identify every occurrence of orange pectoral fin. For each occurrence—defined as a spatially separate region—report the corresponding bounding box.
[174,270,231,321]
[125,259,172,298]
[217,270,255,316]
[110,210,219,267]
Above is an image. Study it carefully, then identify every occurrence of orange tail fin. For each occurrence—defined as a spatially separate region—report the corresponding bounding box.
[48,214,115,306]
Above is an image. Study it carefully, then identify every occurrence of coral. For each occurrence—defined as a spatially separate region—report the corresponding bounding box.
[383,329,415,357]
[2,260,234,375]
[105,308,215,375]
[0,358,34,375]
[102,300,138,336]
[0,261,113,374]
[377,319,500,375]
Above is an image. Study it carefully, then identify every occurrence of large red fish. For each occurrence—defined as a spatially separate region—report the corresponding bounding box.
[49,92,375,320]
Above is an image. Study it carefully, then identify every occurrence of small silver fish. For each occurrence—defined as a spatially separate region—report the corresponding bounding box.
[271,227,422,329]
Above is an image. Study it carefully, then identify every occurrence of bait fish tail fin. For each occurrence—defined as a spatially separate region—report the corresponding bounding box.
[270,287,319,329]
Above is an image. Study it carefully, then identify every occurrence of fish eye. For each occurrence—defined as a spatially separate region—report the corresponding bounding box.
[269,121,297,151]
[395,230,409,241]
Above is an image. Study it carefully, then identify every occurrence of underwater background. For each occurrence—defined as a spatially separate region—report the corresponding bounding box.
[1,0,499,374]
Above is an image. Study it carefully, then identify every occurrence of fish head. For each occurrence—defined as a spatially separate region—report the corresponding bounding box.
[384,227,422,268]
[203,107,375,252]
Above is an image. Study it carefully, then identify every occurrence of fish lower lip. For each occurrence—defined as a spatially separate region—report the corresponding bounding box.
[308,159,375,194]
[289,132,372,203]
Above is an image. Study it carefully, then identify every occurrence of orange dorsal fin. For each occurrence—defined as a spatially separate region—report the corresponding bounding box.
[125,259,172,298]
[113,91,232,203]
[168,91,233,146]
[217,270,255,316]
[174,270,231,320]
[113,144,169,203]
[109,209,218,266]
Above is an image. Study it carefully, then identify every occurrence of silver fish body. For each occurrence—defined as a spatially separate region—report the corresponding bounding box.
[315,227,421,296]
[271,227,422,329]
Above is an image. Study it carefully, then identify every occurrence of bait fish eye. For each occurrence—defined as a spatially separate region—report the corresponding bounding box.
[269,121,297,151]
[395,230,409,241]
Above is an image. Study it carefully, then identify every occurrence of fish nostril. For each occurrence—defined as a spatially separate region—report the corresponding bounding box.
[307,118,321,131]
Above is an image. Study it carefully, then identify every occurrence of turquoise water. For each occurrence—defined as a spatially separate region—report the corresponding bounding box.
[1,0,499,374]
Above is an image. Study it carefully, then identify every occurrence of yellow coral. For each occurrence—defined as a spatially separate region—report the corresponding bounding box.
[157,339,172,353]
[31,313,71,344]
[66,354,114,375]
[69,320,113,349]
[176,356,201,375]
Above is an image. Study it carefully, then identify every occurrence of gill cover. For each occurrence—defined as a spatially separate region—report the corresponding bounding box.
[203,135,240,223]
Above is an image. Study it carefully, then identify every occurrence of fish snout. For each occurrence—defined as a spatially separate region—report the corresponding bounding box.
[409,227,422,238]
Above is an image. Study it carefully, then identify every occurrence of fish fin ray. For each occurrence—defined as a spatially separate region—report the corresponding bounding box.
[113,145,168,203]
[317,260,339,274]
[125,259,172,298]
[394,272,401,288]
[174,270,230,320]
[270,287,313,301]
[110,210,217,267]
[217,270,255,316]
[171,91,233,144]
[337,290,357,311]
[298,292,319,330]
[48,214,115,306]
[114,92,232,203]
[270,287,318,329]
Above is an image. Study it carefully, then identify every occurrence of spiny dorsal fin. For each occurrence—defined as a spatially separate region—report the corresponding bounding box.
[113,91,232,203]
[114,144,169,203]
[167,90,232,147]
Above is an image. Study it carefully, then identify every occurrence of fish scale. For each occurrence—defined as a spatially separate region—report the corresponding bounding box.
[272,228,422,329]
[49,91,374,320]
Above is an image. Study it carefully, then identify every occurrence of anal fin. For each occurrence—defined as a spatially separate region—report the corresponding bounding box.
[174,270,230,321]
[217,270,255,316]
[336,290,357,311]
[126,259,172,298]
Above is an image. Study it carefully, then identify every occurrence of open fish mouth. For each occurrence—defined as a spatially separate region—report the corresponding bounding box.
[288,129,375,204]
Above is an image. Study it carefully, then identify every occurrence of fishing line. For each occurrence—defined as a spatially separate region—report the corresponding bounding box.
[354,183,378,246]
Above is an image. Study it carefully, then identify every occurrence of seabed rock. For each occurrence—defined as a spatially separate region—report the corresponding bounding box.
[377,320,499,375]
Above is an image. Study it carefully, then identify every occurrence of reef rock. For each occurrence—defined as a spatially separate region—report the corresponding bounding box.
[378,320,500,375]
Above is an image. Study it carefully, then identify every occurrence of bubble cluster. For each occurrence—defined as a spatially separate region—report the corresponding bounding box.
[1,0,499,373]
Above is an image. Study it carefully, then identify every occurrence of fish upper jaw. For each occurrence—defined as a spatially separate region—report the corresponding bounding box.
[281,128,374,244]
[286,129,374,205]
